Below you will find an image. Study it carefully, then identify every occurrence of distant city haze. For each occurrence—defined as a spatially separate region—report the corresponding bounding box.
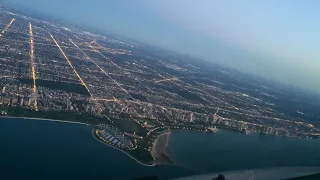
[2,0,320,92]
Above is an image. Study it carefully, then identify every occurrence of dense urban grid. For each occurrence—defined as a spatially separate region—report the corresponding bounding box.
[0,6,319,164]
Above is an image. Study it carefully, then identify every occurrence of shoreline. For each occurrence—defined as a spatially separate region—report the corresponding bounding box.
[0,115,199,171]
[0,115,159,167]
[91,129,156,167]
[0,115,155,166]
[0,115,201,172]
[152,131,175,164]
[152,131,205,173]
[0,115,90,126]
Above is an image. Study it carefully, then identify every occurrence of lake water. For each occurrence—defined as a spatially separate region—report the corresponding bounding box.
[169,129,320,173]
[1,118,320,180]
[0,118,195,180]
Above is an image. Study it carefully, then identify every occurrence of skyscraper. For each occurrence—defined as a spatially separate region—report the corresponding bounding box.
[20,98,24,106]
[28,98,32,106]
[267,127,273,134]
[189,112,194,122]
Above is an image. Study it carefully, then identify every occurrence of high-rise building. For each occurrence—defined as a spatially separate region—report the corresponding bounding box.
[20,98,24,106]
[28,98,33,106]
[263,126,268,134]
[286,131,290,137]
[189,112,194,122]
[266,127,273,134]
[11,98,18,104]
[2,86,5,94]
[224,121,229,126]
[205,115,209,123]
[23,98,29,106]
[91,106,95,113]
[2,97,11,104]
[212,115,218,124]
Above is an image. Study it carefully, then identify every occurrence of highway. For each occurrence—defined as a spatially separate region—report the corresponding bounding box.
[71,37,135,100]
[154,77,179,83]
[29,23,38,111]
[49,33,93,97]
[69,38,119,101]
[0,18,15,38]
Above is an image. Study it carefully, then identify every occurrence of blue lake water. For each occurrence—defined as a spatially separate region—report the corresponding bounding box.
[0,118,195,180]
[169,130,320,173]
[1,117,320,180]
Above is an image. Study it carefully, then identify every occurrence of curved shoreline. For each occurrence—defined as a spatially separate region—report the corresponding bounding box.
[0,116,198,171]
[1,116,201,172]
[152,131,172,163]
[151,131,203,173]
[1,115,156,167]
[91,129,156,167]
[0,115,154,166]
[1,116,155,167]
[0,115,90,126]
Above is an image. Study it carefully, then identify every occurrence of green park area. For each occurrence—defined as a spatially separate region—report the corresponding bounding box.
[111,117,147,136]
[18,78,90,96]
[128,147,154,165]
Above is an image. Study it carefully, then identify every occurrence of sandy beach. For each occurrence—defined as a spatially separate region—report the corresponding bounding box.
[152,131,174,164]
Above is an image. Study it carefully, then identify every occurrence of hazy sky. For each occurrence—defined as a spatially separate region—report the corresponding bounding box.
[2,0,320,92]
